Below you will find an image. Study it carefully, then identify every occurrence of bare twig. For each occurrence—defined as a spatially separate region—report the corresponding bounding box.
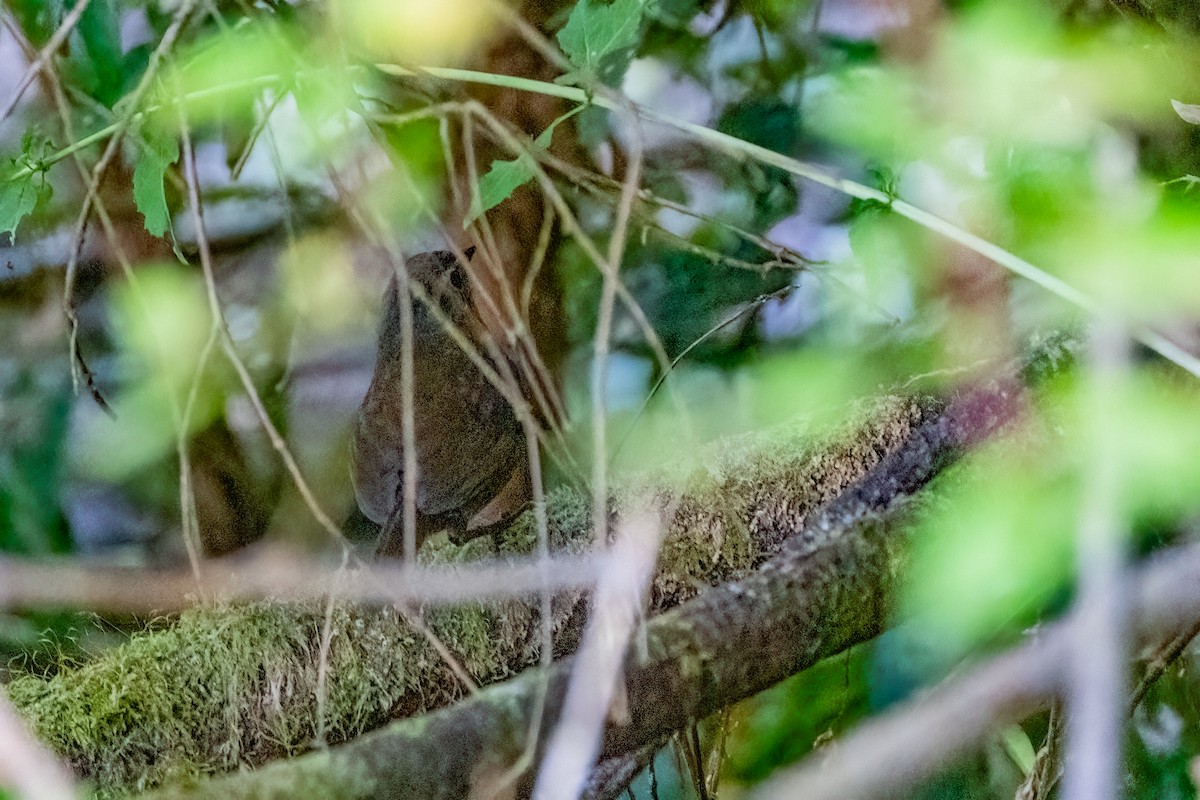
[534,512,662,799]
[0,550,604,614]
[313,548,352,745]
[1016,702,1063,800]
[612,285,794,467]
[1062,320,1128,800]
[1129,619,1200,713]
[522,202,556,321]
[62,0,197,399]
[395,230,419,561]
[591,106,643,548]
[0,695,78,800]
[481,349,556,792]
[0,0,93,124]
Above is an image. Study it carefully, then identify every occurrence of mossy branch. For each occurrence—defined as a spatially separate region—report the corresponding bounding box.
[4,381,1021,797]
[139,381,1020,800]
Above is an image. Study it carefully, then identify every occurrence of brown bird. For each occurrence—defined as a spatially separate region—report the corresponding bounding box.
[352,247,529,558]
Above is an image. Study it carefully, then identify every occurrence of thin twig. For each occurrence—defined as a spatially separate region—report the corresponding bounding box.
[0,0,93,124]
[62,0,197,399]
[487,361,556,793]
[395,236,419,561]
[591,105,643,548]
[0,550,606,613]
[534,512,663,799]
[611,284,794,467]
[314,547,352,745]
[1128,618,1200,714]
[522,202,556,320]
[1062,320,1128,800]
[375,62,1200,380]
[0,694,78,800]
[1016,702,1063,800]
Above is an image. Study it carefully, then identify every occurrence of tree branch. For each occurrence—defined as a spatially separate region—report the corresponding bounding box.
[129,379,1020,799]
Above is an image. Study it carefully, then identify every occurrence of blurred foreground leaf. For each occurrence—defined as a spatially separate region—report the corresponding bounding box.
[904,366,1200,657]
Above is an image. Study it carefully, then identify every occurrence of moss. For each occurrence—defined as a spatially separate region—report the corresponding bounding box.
[4,603,434,795]
[4,394,928,797]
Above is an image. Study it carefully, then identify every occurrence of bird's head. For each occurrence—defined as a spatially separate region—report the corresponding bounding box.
[405,246,476,311]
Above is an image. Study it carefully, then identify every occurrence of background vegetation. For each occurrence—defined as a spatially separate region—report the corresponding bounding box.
[3,0,1200,797]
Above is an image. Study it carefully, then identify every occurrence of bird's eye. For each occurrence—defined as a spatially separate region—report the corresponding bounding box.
[449,269,465,290]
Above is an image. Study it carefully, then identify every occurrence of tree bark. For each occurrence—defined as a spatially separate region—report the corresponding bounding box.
[132,380,1021,799]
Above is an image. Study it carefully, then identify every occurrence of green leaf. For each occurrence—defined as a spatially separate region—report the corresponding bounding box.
[0,169,41,242]
[0,134,52,243]
[132,124,179,241]
[6,0,60,46]
[1000,726,1037,775]
[556,0,645,80]
[75,0,124,107]
[463,106,584,227]
[465,154,536,228]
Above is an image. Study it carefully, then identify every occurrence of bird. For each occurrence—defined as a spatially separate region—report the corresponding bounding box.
[351,247,530,558]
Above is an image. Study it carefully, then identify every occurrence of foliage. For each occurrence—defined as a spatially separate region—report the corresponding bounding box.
[556,0,645,85]
[0,131,52,242]
[2,0,1200,797]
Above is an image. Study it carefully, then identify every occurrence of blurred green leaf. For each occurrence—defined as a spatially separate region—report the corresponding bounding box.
[73,0,123,107]
[168,22,300,126]
[905,364,1200,657]
[5,0,60,46]
[808,64,926,163]
[991,144,1095,251]
[938,1,1194,145]
[132,124,179,241]
[847,204,930,303]
[1087,370,1200,521]
[1052,198,1200,318]
[373,116,445,232]
[903,437,1078,655]
[73,265,220,483]
[1000,725,1036,775]
[725,648,871,782]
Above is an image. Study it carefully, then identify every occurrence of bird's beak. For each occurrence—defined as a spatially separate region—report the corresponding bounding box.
[464,246,477,261]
